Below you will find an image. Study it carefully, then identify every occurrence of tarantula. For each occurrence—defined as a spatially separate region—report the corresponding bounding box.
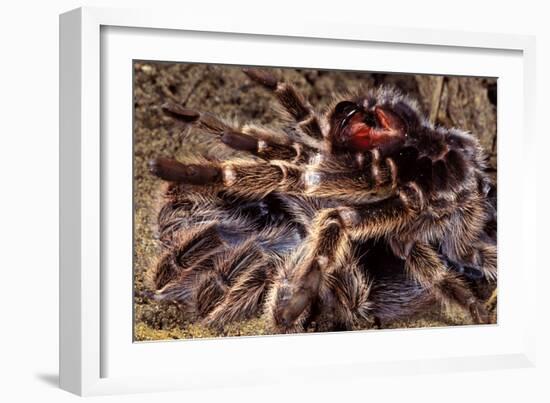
[144,68,497,333]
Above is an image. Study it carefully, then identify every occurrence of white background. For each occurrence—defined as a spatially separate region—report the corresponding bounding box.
[1,0,548,402]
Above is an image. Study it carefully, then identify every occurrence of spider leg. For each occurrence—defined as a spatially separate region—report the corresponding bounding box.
[267,189,416,332]
[243,68,325,142]
[203,246,276,328]
[193,270,229,317]
[194,237,278,320]
[266,184,427,331]
[337,183,426,240]
[406,242,490,324]
[443,241,497,283]
[162,102,231,134]
[264,245,318,333]
[203,223,303,329]
[473,241,497,281]
[150,231,275,320]
[149,153,398,202]
[337,188,491,324]
[162,102,316,162]
[155,183,224,247]
[146,224,226,310]
[149,157,304,199]
[220,130,307,162]
[304,149,398,203]
[266,209,352,332]
[317,259,373,331]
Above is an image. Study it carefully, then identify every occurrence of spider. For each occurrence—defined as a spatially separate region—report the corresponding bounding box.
[144,68,497,333]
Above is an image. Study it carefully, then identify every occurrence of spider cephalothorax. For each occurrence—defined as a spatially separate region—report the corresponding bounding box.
[145,68,497,333]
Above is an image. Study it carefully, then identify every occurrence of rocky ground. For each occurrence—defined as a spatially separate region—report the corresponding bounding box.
[133,62,497,341]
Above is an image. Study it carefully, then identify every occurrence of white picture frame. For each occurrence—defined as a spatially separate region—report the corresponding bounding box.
[59,6,537,396]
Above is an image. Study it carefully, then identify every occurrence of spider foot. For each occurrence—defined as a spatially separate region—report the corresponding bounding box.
[268,255,324,333]
[149,158,221,185]
[468,298,491,324]
[442,254,485,280]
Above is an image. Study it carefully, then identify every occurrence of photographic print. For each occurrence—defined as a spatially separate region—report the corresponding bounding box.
[133,63,497,341]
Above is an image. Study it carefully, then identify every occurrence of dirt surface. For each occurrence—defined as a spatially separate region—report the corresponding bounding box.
[133,62,497,341]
